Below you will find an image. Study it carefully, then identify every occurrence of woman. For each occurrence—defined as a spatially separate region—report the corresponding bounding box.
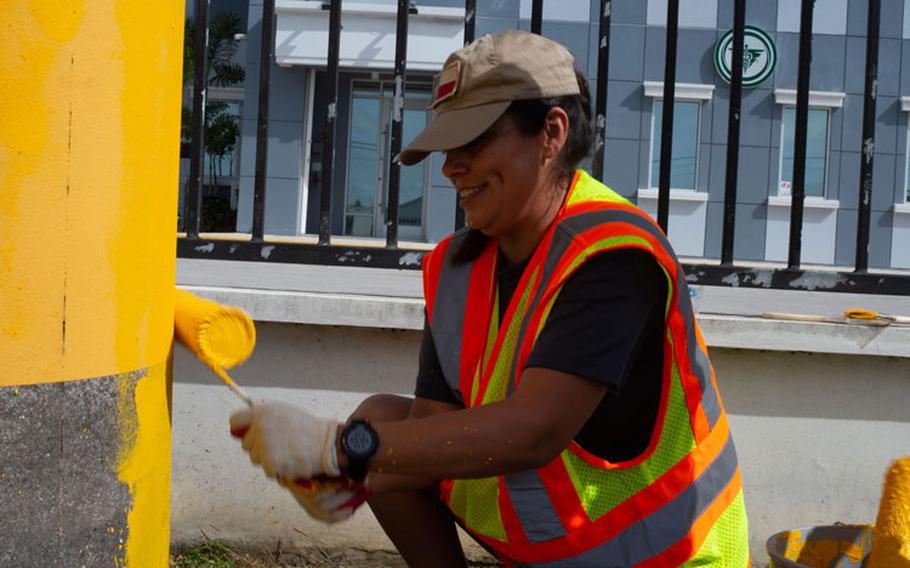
[231,31,749,567]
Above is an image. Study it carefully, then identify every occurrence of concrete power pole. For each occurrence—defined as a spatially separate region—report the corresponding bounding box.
[0,1,184,565]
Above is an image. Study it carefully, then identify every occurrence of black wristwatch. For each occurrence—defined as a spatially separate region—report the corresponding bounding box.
[340,419,380,482]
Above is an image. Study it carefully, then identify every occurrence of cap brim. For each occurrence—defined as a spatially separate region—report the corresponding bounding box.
[397,101,511,166]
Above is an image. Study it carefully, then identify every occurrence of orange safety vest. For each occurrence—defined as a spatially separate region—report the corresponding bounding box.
[421,171,749,567]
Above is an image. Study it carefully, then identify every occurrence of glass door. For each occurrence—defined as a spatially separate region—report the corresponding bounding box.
[344,81,430,240]
[345,87,382,237]
[377,96,429,240]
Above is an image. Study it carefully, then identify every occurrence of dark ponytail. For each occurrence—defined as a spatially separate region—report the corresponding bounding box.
[451,69,594,265]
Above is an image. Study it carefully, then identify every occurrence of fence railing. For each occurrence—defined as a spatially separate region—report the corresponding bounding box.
[178,0,910,296]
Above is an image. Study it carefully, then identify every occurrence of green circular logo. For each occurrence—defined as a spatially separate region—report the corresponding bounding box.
[714,26,777,88]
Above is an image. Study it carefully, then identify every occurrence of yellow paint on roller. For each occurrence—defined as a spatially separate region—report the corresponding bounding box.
[116,364,172,568]
[174,289,256,404]
[869,456,910,568]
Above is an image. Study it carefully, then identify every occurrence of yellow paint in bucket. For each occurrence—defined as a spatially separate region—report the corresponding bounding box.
[174,289,255,405]
[780,528,870,566]
[869,456,910,568]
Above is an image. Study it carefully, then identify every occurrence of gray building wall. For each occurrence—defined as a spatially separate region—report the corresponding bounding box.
[229,0,910,268]
[236,0,308,235]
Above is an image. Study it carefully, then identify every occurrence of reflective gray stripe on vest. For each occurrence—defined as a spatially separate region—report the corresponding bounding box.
[505,222,580,397]
[674,268,721,428]
[427,231,473,404]
[516,435,740,568]
[504,470,567,543]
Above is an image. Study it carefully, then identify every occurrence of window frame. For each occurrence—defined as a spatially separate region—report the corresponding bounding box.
[901,96,910,204]
[776,105,832,199]
[343,77,433,240]
[643,82,714,192]
[773,89,844,200]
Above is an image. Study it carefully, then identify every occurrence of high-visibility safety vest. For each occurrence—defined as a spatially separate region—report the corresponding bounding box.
[422,171,750,567]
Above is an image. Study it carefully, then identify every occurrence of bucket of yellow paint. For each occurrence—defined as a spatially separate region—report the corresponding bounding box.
[766,525,874,567]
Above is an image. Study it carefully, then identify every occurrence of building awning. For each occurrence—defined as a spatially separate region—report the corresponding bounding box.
[275,1,465,71]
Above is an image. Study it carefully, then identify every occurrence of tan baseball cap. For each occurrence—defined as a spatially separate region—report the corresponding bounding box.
[397,31,580,166]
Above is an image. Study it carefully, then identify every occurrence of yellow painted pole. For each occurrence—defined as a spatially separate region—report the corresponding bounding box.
[0,1,183,565]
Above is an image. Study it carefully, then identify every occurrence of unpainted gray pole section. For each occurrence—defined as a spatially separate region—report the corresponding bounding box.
[787,0,815,269]
[252,0,276,241]
[531,0,543,34]
[720,0,746,265]
[591,0,612,182]
[318,0,343,245]
[657,0,680,232]
[386,0,410,248]
[185,0,210,237]
[855,0,880,272]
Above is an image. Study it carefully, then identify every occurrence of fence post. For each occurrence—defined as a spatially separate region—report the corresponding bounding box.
[788,0,816,269]
[855,0,881,272]
[319,0,343,245]
[185,0,210,236]
[454,0,476,231]
[591,0,612,182]
[721,0,746,265]
[531,0,543,34]
[252,0,276,241]
[657,0,680,232]
[386,0,410,248]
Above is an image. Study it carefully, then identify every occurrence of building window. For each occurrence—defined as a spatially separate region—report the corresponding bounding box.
[778,107,830,197]
[773,89,844,199]
[904,104,910,203]
[643,82,714,191]
[904,122,910,203]
[649,100,701,190]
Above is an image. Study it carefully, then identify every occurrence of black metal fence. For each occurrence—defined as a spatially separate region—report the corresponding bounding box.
[179,0,910,296]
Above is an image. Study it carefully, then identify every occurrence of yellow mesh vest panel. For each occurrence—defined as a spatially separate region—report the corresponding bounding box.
[682,491,750,568]
[449,268,539,541]
[566,170,631,207]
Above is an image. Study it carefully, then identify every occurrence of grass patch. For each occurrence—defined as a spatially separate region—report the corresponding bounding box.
[170,541,269,568]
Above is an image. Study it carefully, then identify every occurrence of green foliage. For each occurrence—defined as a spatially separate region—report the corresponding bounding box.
[183,12,246,87]
[205,102,241,180]
[181,10,246,148]
[172,540,237,568]
[181,10,246,232]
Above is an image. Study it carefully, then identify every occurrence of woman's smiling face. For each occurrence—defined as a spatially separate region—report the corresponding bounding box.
[441,114,548,240]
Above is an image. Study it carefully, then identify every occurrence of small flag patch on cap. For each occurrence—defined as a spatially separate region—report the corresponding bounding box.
[432,60,461,108]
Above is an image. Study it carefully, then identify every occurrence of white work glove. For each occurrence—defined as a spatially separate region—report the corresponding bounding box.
[279,478,370,524]
[229,402,342,480]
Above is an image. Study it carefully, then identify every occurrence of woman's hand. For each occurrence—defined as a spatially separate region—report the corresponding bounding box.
[230,402,343,480]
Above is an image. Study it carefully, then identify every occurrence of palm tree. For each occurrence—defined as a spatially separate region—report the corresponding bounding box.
[183,11,246,88]
[181,11,246,231]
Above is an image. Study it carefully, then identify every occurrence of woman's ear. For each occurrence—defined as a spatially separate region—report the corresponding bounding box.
[542,106,569,162]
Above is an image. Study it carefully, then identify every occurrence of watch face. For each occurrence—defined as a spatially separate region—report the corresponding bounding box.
[345,423,376,456]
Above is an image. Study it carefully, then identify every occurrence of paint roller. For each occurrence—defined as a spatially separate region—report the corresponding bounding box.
[843,308,910,325]
[868,455,910,568]
[174,288,255,406]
